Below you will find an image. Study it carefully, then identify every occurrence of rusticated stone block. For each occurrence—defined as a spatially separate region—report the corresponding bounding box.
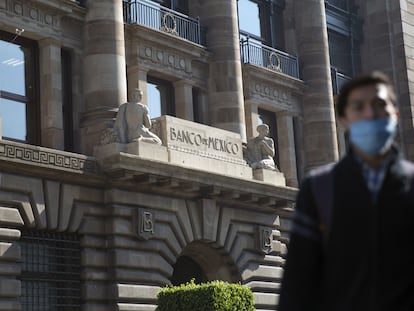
[82,283,109,301]
[117,303,157,311]
[0,300,20,311]
[114,284,160,301]
[81,249,108,267]
[0,207,23,227]
[0,243,20,262]
[0,229,20,241]
[0,279,20,297]
[0,264,20,277]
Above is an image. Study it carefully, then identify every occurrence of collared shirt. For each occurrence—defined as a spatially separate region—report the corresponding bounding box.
[354,153,393,203]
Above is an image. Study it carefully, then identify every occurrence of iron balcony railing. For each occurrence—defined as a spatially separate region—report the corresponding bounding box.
[331,67,351,95]
[240,36,300,79]
[123,0,206,46]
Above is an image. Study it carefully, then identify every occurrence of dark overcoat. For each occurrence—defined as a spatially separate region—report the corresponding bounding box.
[279,150,414,311]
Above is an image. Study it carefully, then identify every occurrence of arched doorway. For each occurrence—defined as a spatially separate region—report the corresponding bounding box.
[170,241,241,285]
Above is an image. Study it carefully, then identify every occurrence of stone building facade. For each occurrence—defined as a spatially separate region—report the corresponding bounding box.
[0,0,413,310]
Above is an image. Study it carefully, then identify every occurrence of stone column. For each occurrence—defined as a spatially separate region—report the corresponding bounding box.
[39,39,64,150]
[127,67,148,105]
[294,0,339,170]
[197,91,209,124]
[82,0,127,155]
[201,0,247,141]
[276,112,298,187]
[174,80,194,121]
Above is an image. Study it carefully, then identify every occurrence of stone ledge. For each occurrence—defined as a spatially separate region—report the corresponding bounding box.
[94,142,168,163]
[0,140,98,174]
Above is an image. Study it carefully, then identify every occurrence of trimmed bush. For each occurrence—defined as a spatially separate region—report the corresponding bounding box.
[156,280,255,311]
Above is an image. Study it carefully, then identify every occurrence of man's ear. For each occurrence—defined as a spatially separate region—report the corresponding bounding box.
[338,116,349,131]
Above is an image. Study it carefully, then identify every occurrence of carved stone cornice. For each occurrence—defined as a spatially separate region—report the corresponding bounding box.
[242,63,304,115]
[0,0,85,31]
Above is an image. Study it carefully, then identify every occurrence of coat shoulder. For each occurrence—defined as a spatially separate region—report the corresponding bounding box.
[400,159,414,176]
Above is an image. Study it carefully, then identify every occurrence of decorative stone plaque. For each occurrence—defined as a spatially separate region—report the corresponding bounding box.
[151,116,252,179]
[134,208,155,240]
[258,226,274,254]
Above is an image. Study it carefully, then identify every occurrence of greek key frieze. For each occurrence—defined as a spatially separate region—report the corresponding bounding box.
[0,142,97,174]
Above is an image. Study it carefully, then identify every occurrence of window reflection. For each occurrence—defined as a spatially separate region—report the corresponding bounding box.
[0,40,26,96]
[0,31,38,144]
[0,98,26,141]
[238,0,261,38]
[147,83,162,118]
[147,76,175,118]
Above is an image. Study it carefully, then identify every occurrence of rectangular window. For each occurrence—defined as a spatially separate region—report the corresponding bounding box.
[238,0,285,50]
[328,31,352,76]
[147,76,175,118]
[0,31,39,144]
[19,230,82,311]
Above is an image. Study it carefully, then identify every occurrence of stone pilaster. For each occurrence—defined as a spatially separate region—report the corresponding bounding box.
[294,0,339,170]
[356,0,414,160]
[201,0,247,141]
[81,0,127,155]
[39,39,64,150]
[127,66,149,106]
[72,50,83,153]
[244,100,259,140]
[276,112,298,187]
[174,80,194,120]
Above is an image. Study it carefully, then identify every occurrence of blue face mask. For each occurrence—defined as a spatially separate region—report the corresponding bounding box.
[349,117,397,155]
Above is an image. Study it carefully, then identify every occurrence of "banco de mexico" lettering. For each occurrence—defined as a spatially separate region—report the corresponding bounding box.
[170,127,240,155]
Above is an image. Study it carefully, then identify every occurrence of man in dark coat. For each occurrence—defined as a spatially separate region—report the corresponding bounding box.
[279,72,414,311]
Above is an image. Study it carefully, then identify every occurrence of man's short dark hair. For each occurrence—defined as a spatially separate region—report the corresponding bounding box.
[336,71,397,117]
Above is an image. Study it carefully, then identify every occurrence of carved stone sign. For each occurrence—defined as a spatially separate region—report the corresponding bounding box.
[149,116,252,179]
[152,115,245,164]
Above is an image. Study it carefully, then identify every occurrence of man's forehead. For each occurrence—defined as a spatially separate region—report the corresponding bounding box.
[349,83,389,101]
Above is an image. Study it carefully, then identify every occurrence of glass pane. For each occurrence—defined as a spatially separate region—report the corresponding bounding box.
[0,98,26,141]
[327,0,347,10]
[328,31,352,75]
[238,0,261,37]
[0,39,26,96]
[147,83,162,118]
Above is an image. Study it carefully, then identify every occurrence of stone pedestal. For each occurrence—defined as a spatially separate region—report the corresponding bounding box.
[253,169,286,186]
[94,141,168,162]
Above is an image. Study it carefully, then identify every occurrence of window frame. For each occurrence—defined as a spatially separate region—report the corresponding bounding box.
[147,75,175,117]
[0,31,40,144]
[237,0,286,50]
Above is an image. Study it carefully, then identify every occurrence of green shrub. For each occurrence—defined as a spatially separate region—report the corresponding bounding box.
[156,280,255,311]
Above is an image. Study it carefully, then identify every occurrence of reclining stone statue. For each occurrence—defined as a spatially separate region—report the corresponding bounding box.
[100,89,162,145]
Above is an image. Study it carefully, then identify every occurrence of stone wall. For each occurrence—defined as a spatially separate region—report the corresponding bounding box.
[0,141,295,310]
